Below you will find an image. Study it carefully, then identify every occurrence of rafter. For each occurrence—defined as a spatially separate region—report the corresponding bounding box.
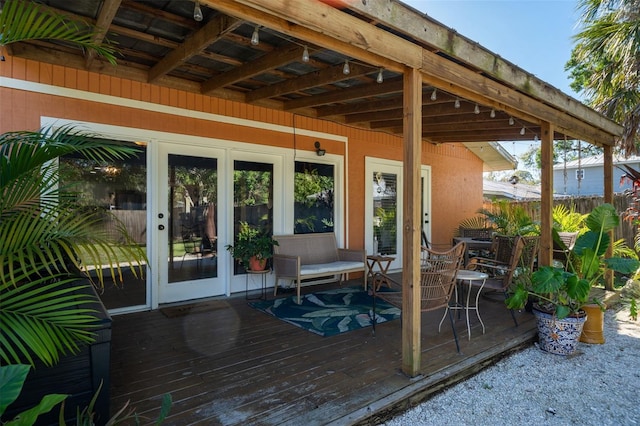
[202,44,304,94]
[85,0,121,69]
[246,61,373,102]
[149,15,241,83]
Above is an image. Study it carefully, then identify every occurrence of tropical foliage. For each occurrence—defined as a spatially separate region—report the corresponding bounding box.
[0,0,118,64]
[477,199,538,236]
[566,0,640,155]
[552,204,586,233]
[0,126,147,367]
[508,204,640,318]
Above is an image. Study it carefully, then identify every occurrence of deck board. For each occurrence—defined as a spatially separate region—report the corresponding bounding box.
[109,282,536,425]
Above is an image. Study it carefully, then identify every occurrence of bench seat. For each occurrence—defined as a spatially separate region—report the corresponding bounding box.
[273,233,367,304]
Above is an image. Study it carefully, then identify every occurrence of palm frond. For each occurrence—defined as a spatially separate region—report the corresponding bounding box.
[0,276,99,367]
[0,0,118,64]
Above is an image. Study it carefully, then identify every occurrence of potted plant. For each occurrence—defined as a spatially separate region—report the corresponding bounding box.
[507,203,640,355]
[226,222,278,271]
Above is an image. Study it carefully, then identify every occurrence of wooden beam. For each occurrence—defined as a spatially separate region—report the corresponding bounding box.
[148,15,241,83]
[212,0,619,145]
[418,65,617,146]
[402,67,422,377]
[202,44,305,94]
[347,0,623,138]
[539,122,554,267]
[284,78,404,110]
[246,61,373,102]
[603,144,615,290]
[85,0,121,69]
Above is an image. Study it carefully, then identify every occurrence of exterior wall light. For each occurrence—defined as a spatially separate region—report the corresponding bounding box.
[315,141,326,156]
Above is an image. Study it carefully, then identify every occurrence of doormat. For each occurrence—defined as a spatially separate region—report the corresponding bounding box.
[249,286,401,336]
[160,300,229,318]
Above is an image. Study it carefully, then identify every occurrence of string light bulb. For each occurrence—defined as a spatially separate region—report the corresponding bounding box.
[430,88,437,101]
[534,134,539,142]
[342,60,350,75]
[509,116,515,126]
[454,98,460,109]
[251,25,260,45]
[302,46,310,62]
[193,0,203,21]
[376,68,384,84]
[490,108,496,118]
[520,126,526,135]
[474,104,480,114]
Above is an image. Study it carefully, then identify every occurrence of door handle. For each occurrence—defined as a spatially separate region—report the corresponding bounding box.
[158,225,165,230]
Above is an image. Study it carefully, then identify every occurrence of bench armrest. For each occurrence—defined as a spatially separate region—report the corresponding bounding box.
[272,253,300,277]
[337,248,366,263]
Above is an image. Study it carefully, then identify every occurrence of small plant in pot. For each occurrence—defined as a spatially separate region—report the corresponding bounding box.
[226,222,278,271]
[507,203,640,355]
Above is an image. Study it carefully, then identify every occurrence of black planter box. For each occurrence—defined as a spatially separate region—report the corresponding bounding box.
[4,283,112,425]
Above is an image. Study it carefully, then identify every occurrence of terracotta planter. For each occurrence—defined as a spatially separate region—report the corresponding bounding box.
[580,303,606,344]
[249,256,267,271]
[533,308,587,355]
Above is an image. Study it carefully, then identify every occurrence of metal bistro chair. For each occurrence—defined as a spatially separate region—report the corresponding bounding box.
[466,235,526,326]
[371,242,466,353]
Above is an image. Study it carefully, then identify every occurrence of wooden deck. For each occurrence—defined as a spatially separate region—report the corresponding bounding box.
[109,281,537,425]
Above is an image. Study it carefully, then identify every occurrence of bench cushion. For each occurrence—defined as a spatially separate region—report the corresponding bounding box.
[300,261,365,276]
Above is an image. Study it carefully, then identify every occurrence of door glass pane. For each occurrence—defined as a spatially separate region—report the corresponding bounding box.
[232,160,273,275]
[373,171,397,255]
[294,161,334,234]
[59,141,147,310]
[168,154,218,283]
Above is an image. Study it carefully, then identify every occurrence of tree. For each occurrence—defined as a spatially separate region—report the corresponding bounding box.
[520,139,602,171]
[566,0,640,155]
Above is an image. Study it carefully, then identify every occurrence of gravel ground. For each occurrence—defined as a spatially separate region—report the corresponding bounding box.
[383,306,640,426]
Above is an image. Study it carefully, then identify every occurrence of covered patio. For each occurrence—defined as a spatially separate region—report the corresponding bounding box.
[2,0,624,406]
[110,281,537,425]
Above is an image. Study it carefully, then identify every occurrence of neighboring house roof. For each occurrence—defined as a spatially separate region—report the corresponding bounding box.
[553,154,640,169]
[483,179,541,200]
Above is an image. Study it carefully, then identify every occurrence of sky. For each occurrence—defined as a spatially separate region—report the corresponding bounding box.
[400,0,583,165]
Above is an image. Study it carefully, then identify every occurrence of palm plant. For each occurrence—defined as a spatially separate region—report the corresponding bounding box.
[0,126,146,368]
[552,204,586,233]
[0,0,118,64]
[477,199,538,236]
[566,0,640,155]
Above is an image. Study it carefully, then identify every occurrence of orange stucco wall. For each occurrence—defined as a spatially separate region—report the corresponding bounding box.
[0,56,484,248]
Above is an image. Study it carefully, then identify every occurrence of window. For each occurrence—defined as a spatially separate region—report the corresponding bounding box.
[293,161,334,234]
[373,171,397,255]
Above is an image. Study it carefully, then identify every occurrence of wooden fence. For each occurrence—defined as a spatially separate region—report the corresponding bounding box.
[482,195,637,250]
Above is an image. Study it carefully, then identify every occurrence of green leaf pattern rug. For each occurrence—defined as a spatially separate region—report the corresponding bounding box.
[249,286,401,336]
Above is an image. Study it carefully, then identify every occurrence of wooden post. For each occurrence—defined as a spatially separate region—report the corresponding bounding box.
[402,67,422,377]
[539,122,554,267]
[603,144,614,290]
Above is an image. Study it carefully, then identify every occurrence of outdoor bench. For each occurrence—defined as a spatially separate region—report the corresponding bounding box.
[272,233,367,304]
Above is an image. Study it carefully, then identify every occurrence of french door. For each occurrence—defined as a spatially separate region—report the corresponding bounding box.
[157,144,225,304]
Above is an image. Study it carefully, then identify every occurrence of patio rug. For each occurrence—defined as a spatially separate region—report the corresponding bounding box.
[249,286,401,336]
